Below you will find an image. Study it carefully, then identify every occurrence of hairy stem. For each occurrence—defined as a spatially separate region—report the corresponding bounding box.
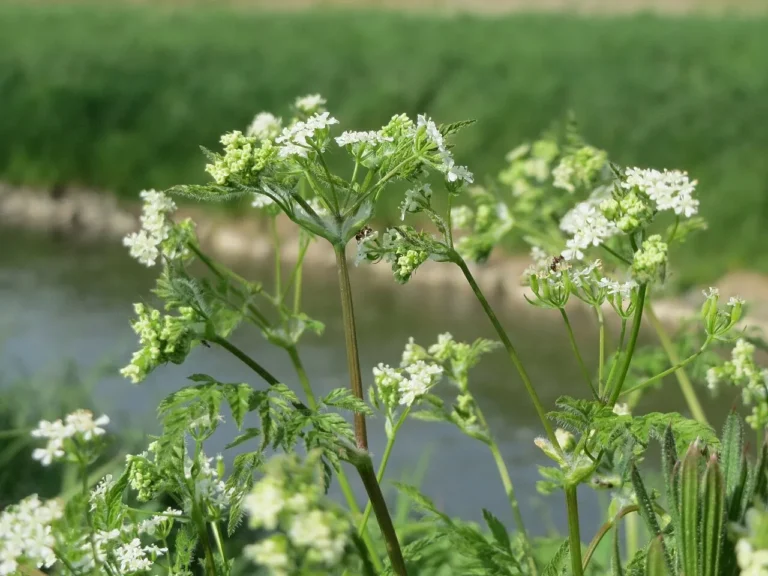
[620,347,707,397]
[456,257,562,453]
[607,284,647,406]
[646,303,709,424]
[211,521,229,575]
[334,245,369,450]
[582,505,639,571]
[561,308,598,399]
[566,486,584,576]
[353,454,408,576]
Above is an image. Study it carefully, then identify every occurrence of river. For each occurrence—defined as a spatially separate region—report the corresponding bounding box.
[0,228,734,539]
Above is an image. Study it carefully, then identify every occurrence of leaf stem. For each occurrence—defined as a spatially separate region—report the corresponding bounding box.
[581,504,639,571]
[645,303,709,425]
[607,284,647,406]
[334,245,369,450]
[210,521,229,575]
[596,306,606,397]
[620,347,707,397]
[456,256,562,454]
[561,308,598,399]
[269,216,282,301]
[566,485,584,576]
[209,335,280,386]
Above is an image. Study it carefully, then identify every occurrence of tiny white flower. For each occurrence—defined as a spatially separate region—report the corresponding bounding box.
[702,287,720,298]
[295,94,326,113]
[32,440,65,466]
[245,479,285,530]
[729,296,746,307]
[612,403,631,416]
[114,538,153,573]
[247,112,282,141]
[252,193,275,209]
[65,410,109,440]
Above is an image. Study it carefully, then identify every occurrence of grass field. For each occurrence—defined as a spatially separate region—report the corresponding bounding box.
[1,4,768,284]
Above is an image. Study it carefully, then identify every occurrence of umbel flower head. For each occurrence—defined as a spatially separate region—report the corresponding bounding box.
[0,495,64,575]
[244,451,353,575]
[123,190,193,267]
[30,409,110,466]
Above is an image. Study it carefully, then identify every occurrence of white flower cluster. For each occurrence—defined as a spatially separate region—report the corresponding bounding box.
[597,277,637,299]
[706,337,768,429]
[114,538,166,573]
[31,410,109,466]
[276,112,339,159]
[417,114,473,184]
[244,455,350,575]
[622,167,699,218]
[737,507,768,576]
[335,130,393,147]
[295,93,326,114]
[559,200,617,261]
[0,495,63,575]
[123,190,177,267]
[183,454,233,513]
[247,112,282,141]
[373,357,443,410]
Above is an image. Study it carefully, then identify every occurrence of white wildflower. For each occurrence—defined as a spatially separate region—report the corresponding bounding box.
[729,296,746,307]
[612,403,631,416]
[247,112,282,141]
[123,190,177,267]
[706,367,720,391]
[0,495,62,575]
[295,94,326,113]
[560,200,616,260]
[552,161,576,193]
[276,112,339,159]
[335,130,392,147]
[65,410,109,440]
[245,479,285,531]
[399,361,443,406]
[622,167,698,217]
[114,538,154,573]
[123,230,161,267]
[288,510,348,565]
[252,193,275,209]
[90,474,115,510]
[245,537,291,574]
[428,332,454,361]
[703,287,720,299]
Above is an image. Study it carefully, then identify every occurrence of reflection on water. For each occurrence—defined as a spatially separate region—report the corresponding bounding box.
[0,229,735,536]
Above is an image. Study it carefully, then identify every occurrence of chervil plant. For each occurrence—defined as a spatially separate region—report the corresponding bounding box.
[4,96,768,576]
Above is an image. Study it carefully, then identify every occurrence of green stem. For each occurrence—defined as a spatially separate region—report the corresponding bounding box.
[582,505,639,571]
[211,521,229,575]
[0,428,31,439]
[456,257,562,453]
[625,511,639,561]
[473,407,535,573]
[607,284,647,406]
[596,306,606,397]
[566,486,584,576]
[601,244,632,266]
[605,318,627,394]
[270,217,282,301]
[645,304,709,425]
[209,335,280,387]
[353,453,408,576]
[287,345,383,570]
[334,245,369,450]
[358,408,410,536]
[620,348,707,397]
[561,308,598,399]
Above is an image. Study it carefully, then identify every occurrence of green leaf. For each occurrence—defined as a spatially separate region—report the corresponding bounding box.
[702,455,725,576]
[630,463,675,574]
[680,443,702,576]
[482,509,511,552]
[645,537,667,576]
[392,483,451,522]
[541,539,569,576]
[225,427,261,449]
[222,382,254,429]
[439,119,476,137]
[720,412,744,510]
[660,426,680,530]
[321,388,373,415]
[106,465,131,527]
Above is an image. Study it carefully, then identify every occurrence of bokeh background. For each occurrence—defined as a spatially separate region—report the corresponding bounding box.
[2,0,767,549]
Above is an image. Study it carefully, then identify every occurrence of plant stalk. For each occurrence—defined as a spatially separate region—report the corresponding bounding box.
[561,308,598,399]
[607,284,647,406]
[334,245,369,450]
[596,306,606,397]
[456,257,561,453]
[581,504,639,571]
[645,303,709,424]
[354,454,408,576]
[566,486,584,576]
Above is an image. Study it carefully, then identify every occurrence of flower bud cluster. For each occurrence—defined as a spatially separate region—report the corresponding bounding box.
[372,352,444,413]
[206,131,277,184]
[120,304,199,383]
[631,235,668,283]
[417,115,473,185]
[552,145,607,194]
[498,139,559,198]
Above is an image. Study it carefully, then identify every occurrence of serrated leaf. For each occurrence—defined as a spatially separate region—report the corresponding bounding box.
[392,483,450,522]
[541,539,569,576]
[702,455,725,576]
[106,465,131,527]
[660,426,680,532]
[721,412,744,509]
[439,119,476,137]
[631,463,675,573]
[225,427,261,449]
[222,383,254,429]
[321,388,373,415]
[482,509,511,552]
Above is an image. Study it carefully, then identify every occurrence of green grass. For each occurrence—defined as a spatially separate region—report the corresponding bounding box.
[1,4,768,285]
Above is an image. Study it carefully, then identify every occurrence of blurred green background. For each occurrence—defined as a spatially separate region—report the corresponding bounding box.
[1,2,767,285]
